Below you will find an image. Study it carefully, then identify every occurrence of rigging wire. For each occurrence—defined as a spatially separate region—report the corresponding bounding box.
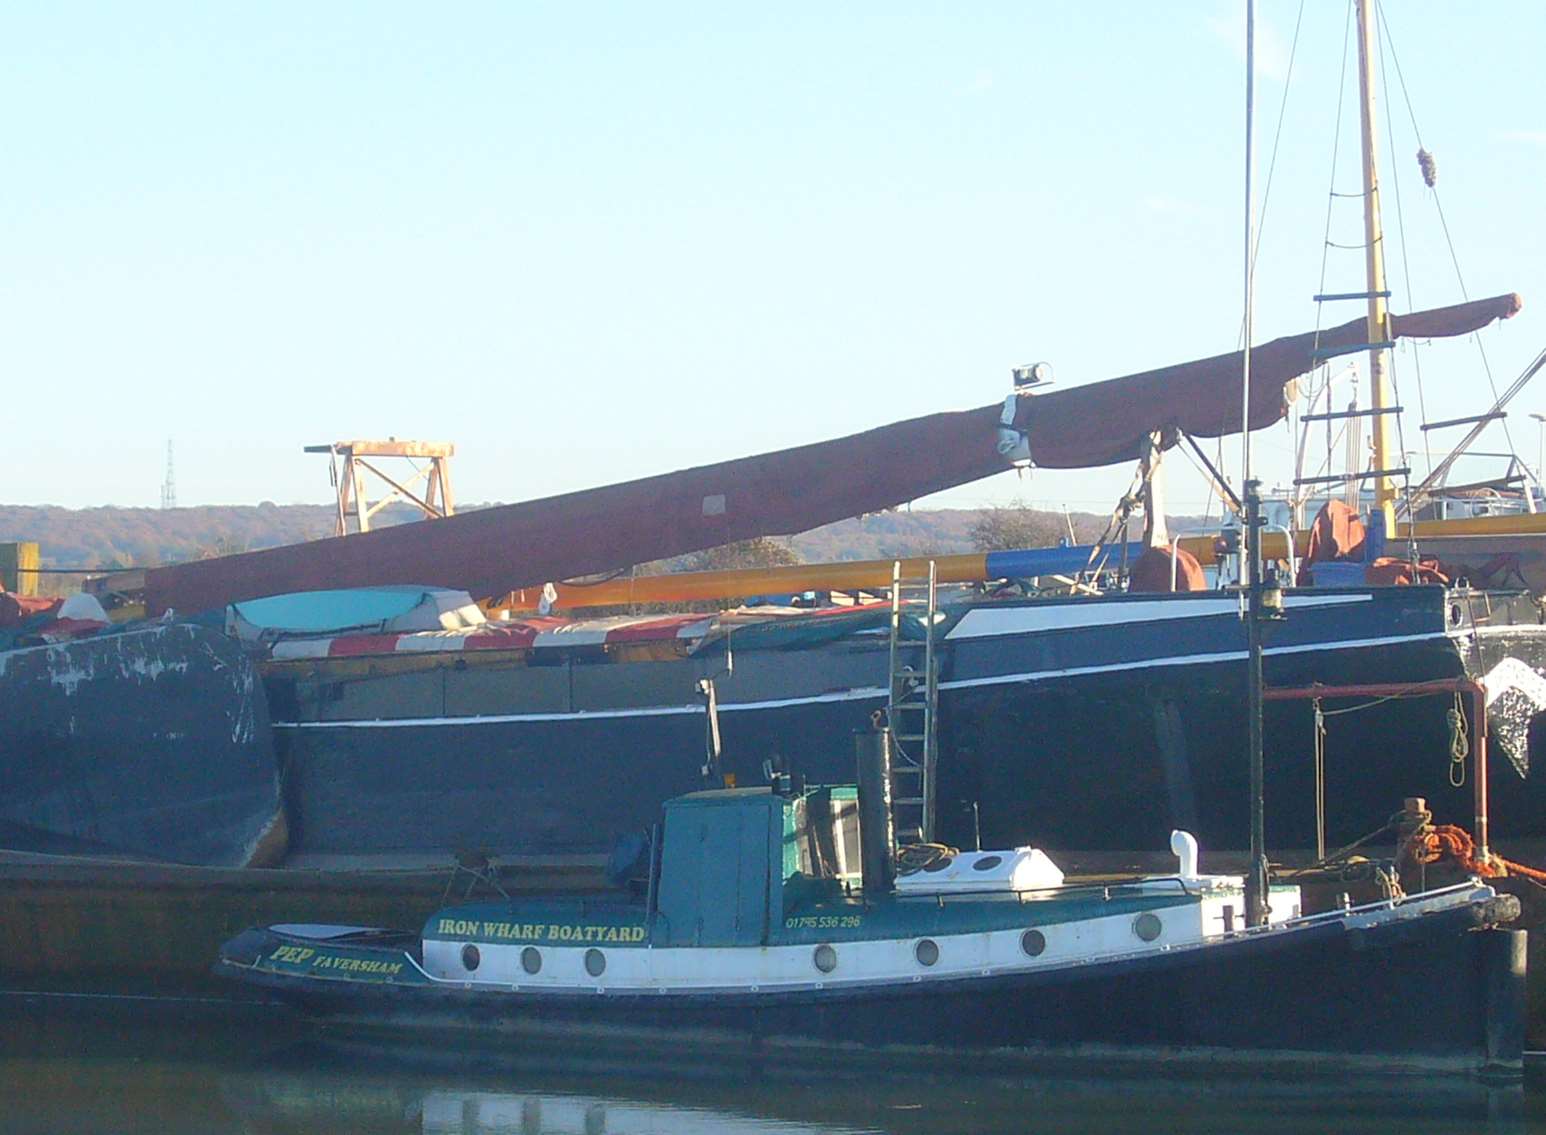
[1236,0,1308,352]
[1375,0,1519,466]
[1310,0,1356,501]
[1312,0,1356,340]
[1207,437,1225,525]
[1373,9,1432,483]
[1175,437,1241,514]
[1370,10,1419,557]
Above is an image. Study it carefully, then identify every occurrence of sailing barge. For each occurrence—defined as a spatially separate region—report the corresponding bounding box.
[256,580,1546,862]
[4,295,1545,873]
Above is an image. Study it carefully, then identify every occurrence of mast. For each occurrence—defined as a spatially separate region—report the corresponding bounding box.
[1354,0,1398,527]
[1241,0,1270,931]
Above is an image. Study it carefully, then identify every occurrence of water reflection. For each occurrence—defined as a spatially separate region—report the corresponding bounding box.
[0,996,1541,1135]
[423,1092,845,1135]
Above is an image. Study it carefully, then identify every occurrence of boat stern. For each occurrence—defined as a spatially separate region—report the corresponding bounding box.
[214,923,430,995]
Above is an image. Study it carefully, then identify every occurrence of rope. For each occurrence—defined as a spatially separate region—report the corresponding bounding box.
[1375,0,1518,465]
[1315,812,1405,870]
[1085,468,1146,584]
[1404,823,1546,885]
[1308,0,1356,466]
[1251,0,1307,274]
[1370,6,1435,551]
[1500,856,1546,885]
[1446,692,1468,788]
[560,568,633,587]
[1378,31,1433,483]
[1175,437,1238,513]
[1366,15,1422,552]
[896,842,959,874]
[1236,0,1308,352]
[1316,692,1410,716]
[1308,681,1469,718]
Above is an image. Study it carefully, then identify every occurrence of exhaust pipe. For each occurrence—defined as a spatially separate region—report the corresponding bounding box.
[855,725,896,897]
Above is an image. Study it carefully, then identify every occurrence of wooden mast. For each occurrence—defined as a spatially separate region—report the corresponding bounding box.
[1354,0,1398,529]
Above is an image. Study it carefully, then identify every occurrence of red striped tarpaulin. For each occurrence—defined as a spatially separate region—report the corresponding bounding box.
[268,612,717,660]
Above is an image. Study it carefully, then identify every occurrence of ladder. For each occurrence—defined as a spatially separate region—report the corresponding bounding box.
[887,560,939,846]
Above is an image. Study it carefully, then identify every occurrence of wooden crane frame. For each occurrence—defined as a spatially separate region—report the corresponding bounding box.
[305,439,456,537]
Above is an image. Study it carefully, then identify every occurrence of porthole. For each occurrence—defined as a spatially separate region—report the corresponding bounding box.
[813,944,838,973]
[923,856,954,873]
[1133,912,1163,942]
[914,938,939,967]
[1020,929,1046,957]
[972,854,1003,871]
[584,948,607,977]
[460,943,481,972]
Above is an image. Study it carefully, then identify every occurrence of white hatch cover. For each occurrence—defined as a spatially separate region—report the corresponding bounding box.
[895,848,1065,895]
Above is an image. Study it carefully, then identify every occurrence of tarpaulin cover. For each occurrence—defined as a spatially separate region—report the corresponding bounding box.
[1021,293,1522,467]
[144,293,1521,614]
[259,604,894,659]
[0,593,62,629]
[227,586,485,641]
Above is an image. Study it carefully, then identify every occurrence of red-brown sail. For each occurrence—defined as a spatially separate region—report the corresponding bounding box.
[144,293,1521,614]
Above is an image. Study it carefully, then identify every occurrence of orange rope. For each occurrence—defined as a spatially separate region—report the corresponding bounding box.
[1500,854,1546,885]
[1405,823,1546,883]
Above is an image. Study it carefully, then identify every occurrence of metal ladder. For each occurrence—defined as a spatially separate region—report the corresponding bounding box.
[886,560,939,846]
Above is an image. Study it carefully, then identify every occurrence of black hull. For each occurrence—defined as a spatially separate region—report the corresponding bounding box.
[225,907,1526,1075]
[0,624,283,866]
[270,587,1546,859]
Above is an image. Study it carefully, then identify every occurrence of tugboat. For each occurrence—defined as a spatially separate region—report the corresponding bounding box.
[216,728,1525,1077]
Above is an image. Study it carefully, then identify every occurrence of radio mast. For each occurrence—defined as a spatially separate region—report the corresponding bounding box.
[160,441,177,510]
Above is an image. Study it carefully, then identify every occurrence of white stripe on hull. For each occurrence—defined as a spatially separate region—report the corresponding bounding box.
[420,893,1266,993]
[271,630,1459,730]
[307,885,1485,998]
[945,593,1374,641]
[939,632,1451,692]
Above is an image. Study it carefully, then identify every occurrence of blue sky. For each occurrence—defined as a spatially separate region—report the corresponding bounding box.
[4,2,1544,521]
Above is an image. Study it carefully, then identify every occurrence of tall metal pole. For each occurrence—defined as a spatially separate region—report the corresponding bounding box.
[1241,0,1269,930]
[1239,0,1256,517]
[1355,0,1397,527]
[1532,413,1546,489]
[1244,481,1269,928]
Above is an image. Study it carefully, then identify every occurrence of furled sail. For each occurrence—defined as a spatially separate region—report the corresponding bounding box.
[1021,293,1522,467]
[145,293,1521,614]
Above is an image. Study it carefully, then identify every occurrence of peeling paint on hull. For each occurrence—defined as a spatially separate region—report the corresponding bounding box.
[0,624,283,866]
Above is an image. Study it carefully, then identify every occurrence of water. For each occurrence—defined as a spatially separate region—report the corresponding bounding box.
[2,995,1544,1135]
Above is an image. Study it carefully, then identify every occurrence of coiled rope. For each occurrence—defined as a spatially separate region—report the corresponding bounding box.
[896,842,960,874]
[1404,822,1546,885]
[1445,692,1468,788]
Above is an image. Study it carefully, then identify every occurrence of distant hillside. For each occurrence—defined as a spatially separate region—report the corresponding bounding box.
[786,508,1109,562]
[0,502,419,572]
[0,501,1208,589]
